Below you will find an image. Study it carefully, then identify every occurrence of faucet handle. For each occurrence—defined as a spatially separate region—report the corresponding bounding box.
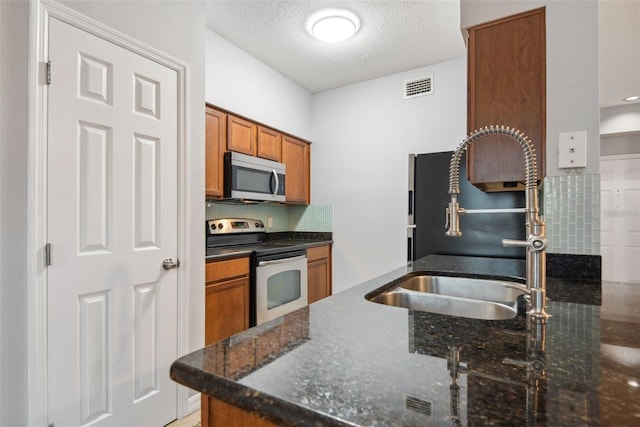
[502,239,529,248]
[502,237,546,252]
[445,207,450,229]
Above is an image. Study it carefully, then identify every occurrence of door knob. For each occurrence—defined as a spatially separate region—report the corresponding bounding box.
[162,258,180,270]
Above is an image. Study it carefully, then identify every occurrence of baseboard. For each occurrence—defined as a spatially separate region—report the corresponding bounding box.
[187,392,201,414]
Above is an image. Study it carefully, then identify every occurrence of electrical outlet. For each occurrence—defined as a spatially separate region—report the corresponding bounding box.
[558,131,587,168]
[267,216,273,229]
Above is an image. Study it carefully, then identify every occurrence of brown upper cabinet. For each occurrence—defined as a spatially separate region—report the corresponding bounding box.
[467,7,546,192]
[205,105,311,205]
[205,106,226,199]
[282,135,310,205]
[227,114,257,156]
[257,126,282,162]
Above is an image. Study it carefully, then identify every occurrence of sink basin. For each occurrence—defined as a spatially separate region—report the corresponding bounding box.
[396,275,525,304]
[365,274,526,320]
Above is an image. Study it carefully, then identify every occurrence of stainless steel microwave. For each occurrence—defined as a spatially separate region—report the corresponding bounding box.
[224,151,286,202]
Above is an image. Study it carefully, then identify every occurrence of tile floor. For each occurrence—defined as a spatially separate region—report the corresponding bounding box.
[165,410,200,427]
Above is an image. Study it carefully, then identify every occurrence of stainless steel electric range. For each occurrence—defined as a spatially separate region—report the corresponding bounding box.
[206,218,308,326]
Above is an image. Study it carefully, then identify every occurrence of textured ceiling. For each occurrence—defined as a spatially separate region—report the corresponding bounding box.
[206,0,639,108]
[205,0,467,93]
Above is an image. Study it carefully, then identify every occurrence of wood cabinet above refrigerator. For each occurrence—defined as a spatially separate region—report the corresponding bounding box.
[467,7,546,192]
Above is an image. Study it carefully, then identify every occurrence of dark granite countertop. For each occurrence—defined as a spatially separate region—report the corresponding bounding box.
[171,255,640,426]
[205,232,333,261]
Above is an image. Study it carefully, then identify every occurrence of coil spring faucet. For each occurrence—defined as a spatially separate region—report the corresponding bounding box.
[445,125,549,322]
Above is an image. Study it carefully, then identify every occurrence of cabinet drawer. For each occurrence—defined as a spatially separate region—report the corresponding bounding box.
[307,245,330,262]
[206,257,249,283]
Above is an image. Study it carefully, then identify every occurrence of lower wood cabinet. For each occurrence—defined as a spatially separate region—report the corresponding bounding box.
[203,397,279,427]
[204,257,250,345]
[203,257,251,427]
[307,245,332,304]
[202,247,331,426]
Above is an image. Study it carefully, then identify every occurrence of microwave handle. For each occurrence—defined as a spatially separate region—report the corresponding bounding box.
[271,169,279,196]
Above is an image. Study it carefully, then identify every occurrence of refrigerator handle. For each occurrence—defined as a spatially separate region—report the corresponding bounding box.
[408,154,415,225]
[407,225,416,262]
[408,190,413,215]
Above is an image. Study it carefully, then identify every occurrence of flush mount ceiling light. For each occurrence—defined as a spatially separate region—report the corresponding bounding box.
[623,95,640,102]
[306,9,360,43]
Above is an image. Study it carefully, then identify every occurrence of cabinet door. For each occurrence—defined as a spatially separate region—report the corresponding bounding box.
[257,126,282,161]
[202,397,280,427]
[282,135,310,205]
[307,245,331,304]
[205,106,226,198]
[205,257,250,345]
[205,276,250,345]
[467,8,546,191]
[227,114,257,156]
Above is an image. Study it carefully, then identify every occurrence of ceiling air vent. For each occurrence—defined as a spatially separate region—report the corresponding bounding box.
[406,395,433,418]
[404,75,433,99]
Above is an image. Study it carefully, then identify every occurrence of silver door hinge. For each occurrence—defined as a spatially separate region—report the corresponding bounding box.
[46,61,52,85]
[45,243,52,267]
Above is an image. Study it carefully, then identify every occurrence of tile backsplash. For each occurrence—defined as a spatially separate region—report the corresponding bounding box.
[206,174,601,256]
[543,174,600,255]
[206,202,332,233]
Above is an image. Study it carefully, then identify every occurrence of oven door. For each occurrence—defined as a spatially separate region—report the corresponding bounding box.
[255,253,308,326]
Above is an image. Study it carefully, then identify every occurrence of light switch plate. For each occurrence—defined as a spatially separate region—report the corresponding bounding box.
[558,131,587,168]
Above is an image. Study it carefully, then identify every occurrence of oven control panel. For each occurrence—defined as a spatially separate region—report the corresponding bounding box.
[207,218,266,235]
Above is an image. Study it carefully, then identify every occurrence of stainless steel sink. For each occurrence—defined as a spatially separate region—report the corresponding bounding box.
[365,274,526,320]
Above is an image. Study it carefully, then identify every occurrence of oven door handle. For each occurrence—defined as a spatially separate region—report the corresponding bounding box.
[258,254,307,266]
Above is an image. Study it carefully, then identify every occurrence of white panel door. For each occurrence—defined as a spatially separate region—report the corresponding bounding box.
[47,17,178,427]
[600,156,640,283]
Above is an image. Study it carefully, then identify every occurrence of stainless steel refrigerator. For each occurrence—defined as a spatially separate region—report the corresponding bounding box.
[408,151,527,261]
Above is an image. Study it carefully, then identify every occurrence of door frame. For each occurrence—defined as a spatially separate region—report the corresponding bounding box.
[27,1,192,425]
[599,153,640,282]
[600,153,640,162]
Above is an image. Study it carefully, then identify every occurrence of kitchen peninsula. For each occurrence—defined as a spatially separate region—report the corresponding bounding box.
[171,255,639,426]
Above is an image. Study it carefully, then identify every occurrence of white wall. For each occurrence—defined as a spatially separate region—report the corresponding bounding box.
[206,29,312,140]
[0,1,206,424]
[0,1,29,425]
[461,0,601,177]
[601,134,640,156]
[600,104,640,155]
[311,59,467,293]
[601,104,640,136]
[203,1,600,287]
[204,30,466,293]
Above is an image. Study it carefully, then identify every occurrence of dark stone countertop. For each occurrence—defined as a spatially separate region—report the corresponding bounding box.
[171,255,640,426]
[205,232,333,261]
